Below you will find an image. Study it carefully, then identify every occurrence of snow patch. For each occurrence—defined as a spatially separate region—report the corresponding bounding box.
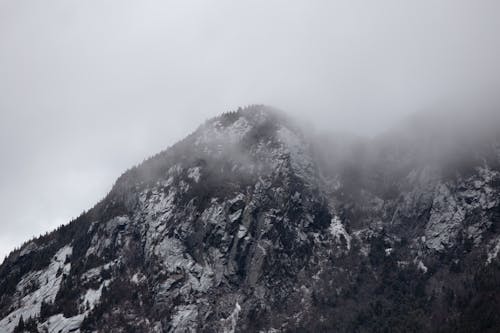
[131,272,145,284]
[81,261,114,281]
[221,302,241,333]
[82,283,105,310]
[154,237,214,293]
[425,184,465,251]
[417,260,428,273]
[18,241,38,257]
[487,237,500,264]
[155,237,194,273]
[171,304,198,332]
[0,245,72,333]
[229,193,245,205]
[328,216,351,250]
[187,167,201,182]
[229,209,243,223]
[237,225,248,239]
[39,313,85,333]
[201,203,224,226]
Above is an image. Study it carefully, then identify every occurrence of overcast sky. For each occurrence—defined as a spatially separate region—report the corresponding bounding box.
[1,0,499,260]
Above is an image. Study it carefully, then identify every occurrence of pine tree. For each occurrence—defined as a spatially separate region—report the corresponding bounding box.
[13,315,25,333]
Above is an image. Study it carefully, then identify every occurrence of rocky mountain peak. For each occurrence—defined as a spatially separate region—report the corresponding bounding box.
[1,107,500,332]
[110,105,316,199]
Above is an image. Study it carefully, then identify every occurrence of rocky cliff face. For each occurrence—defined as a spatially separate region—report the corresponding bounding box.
[1,105,500,332]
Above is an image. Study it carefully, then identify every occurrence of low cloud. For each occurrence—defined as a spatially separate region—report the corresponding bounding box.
[1,0,500,259]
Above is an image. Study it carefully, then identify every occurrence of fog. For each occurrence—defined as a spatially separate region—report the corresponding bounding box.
[1,0,500,260]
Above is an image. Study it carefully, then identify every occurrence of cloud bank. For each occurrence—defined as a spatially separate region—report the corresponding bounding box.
[1,0,499,259]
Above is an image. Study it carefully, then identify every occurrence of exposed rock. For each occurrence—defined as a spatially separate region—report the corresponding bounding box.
[1,105,500,332]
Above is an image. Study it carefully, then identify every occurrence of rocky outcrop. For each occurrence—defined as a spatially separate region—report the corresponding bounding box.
[1,105,499,332]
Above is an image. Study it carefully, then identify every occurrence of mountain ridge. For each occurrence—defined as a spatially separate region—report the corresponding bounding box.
[1,105,500,332]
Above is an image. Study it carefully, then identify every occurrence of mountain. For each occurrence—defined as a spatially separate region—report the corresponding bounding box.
[1,105,500,332]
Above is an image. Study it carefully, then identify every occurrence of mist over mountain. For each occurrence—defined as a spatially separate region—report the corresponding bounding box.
[0,105,499,332]
[2,0,500,267]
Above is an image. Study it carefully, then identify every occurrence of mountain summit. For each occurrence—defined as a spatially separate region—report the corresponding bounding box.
[1,105,500,332]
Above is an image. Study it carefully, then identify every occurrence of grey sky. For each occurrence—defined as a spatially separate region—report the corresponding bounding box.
[1,0,499,260]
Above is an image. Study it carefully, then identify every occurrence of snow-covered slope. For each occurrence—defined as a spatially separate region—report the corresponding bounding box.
[1,105,500,332]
